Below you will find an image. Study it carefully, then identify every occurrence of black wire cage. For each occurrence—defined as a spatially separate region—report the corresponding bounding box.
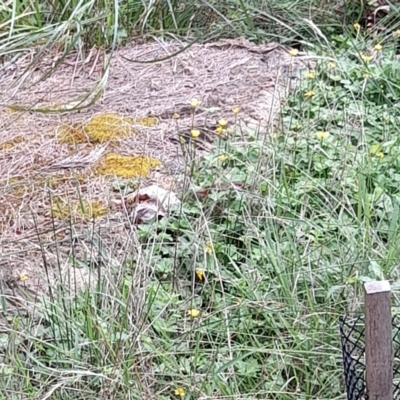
[339,315,400,400]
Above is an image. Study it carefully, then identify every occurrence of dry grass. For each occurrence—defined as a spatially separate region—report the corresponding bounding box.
[0,37,307,302]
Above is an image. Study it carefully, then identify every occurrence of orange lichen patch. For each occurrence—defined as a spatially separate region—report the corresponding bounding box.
[0,136,24,151]
[58,113,135,145]
[50,198,108,220]
[95,153,161,178]
[134,116,158,127]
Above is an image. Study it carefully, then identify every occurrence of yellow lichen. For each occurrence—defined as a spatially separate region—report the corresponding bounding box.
[9,185,28,199]
[85,113,134,142]
[95,153,161,178]
[134,116,158,127]
[50,198,108,220]
[58,123,88,144]
[58,113,135,145]
[3,178,36,200]
[1,136,24,151]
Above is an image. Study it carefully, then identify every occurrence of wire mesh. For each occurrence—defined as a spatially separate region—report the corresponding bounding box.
[340,315,400,400]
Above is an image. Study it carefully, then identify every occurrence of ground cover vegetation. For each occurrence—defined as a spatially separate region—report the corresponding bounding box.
[1,0,400,399]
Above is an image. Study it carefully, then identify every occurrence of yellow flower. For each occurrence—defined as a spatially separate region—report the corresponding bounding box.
[361,54,373,62]
[270,133,278,140]
[353,22,360,30]
[376,151,384,158]
[196,269,204,281]
[288,48,298,56]
[190,98,201,108]
[304,90,315,98]
[328,62,335,69]
[374,43,382,51]
[173,113,180,119]
[232,106,240,114]
[215,126,223,135]
[363,73,369,79]
[19,273,28,282]
[205,242,213,254]
[179,136,186,144]
[316,131,329,140]
[305,71,315,79]
[190,129,200,138]
[218,119,228,128]
[174,387,185,397]
[187,309,200,318]
[218,154,229,162]
[395,29,400,37]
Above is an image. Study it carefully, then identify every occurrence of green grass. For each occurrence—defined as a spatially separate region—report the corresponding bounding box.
[0,0,347,48]
[2,0,400,399]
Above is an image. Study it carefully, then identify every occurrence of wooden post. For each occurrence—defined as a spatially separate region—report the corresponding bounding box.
[364,280,393,400]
